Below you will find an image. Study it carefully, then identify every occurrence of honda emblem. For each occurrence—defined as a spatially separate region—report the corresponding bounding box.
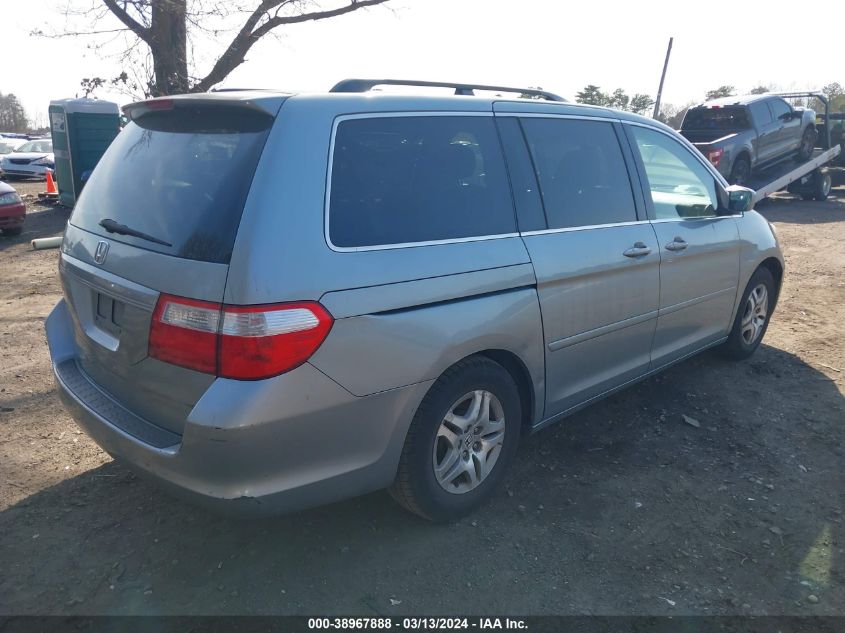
[94,240,110,265]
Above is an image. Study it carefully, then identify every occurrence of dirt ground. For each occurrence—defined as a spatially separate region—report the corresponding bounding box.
[0,175,843,616]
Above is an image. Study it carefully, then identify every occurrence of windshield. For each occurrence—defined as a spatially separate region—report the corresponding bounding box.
[681,106,750,132]
[0,142,20,154]
[16,140,53,153]
[69,104,273,264]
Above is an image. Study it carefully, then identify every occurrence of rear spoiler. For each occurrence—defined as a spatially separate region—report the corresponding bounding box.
[123,93,286,121]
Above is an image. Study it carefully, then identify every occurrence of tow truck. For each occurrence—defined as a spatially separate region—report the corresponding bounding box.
[745,91,842,203]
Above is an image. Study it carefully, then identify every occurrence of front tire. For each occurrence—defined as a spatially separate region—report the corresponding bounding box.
[389,356,522,521]
[717,267,776,360]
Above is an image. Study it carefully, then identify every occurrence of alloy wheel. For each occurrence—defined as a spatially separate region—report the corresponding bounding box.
[433,390,505,494]
[741,283,768,345]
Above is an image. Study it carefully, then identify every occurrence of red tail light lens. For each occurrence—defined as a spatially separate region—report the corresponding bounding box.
[219,302,333,380]
[149,295,220,373]
[149,295,333,380]
[706,148,724,167]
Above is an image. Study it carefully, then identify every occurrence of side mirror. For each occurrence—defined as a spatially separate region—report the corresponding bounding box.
[726,184,755,213]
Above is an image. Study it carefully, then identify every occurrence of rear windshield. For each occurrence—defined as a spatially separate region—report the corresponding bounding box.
[69,105,273,264]
[681,106,750,132]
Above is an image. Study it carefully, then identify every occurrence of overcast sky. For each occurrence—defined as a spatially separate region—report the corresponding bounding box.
[5,0,843,126]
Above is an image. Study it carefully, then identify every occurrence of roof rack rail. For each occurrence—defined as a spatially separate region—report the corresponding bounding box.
[330,78,567,102]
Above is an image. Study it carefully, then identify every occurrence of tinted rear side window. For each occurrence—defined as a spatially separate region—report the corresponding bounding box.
[749,101,773,126]
[520,118,637,229]
[329,116,515,248]
[70,105,273,264]
[769,98,792,120]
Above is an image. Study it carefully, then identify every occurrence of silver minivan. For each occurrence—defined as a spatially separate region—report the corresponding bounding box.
[46,80,784,520]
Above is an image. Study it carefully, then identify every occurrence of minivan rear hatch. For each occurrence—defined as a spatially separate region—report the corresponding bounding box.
[59,95,282,436]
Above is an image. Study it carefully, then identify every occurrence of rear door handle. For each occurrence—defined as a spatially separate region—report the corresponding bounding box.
[623,242,652,258]
[665,237,688,252]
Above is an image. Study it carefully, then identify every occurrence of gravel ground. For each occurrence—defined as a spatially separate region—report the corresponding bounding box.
[0,175,843,616]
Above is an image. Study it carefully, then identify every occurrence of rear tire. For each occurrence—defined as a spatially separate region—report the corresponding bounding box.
[1,226,22,236]
[798,170,832,201]
[389,356,522,521]
[797,127,816,162]
[717,267,775,361]
[811,170,832,201]
[729,156,751,186]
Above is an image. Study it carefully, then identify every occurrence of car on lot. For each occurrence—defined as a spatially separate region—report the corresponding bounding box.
[680,94,816,185]
[0,180,25,235]
[0,137,26,178]
[0,138,54,179]
[0,132,30,141]
[0,137,26,153]
[45,81,784,521]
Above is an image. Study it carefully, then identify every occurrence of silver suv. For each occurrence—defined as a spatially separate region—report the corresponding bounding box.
[46,80,784,521]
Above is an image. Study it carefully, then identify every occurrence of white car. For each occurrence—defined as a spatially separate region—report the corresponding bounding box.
[0,138,27,178]
[0,139,54,179]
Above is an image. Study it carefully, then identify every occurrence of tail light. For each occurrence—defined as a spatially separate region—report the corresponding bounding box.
[706,148,724,167]
[149,294,333,380]
[149,296,219,374]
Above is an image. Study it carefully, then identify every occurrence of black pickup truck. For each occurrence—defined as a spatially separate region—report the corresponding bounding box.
[680,94,817,185]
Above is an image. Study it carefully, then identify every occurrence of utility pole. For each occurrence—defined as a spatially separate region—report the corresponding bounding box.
[652,37,673,120]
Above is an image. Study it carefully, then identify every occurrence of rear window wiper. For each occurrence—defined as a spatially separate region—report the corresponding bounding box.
[99,218,172,247]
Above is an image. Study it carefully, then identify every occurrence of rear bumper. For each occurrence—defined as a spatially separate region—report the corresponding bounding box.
[46,299,430,516]
[0,202,25,228]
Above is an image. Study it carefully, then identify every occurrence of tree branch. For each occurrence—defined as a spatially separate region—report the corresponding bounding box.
[192,0,389,93]
[102,0,151,41]
[253,0,389,38]
[33,27,131,38]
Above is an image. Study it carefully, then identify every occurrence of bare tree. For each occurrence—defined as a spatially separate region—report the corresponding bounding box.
[39,0,391,97]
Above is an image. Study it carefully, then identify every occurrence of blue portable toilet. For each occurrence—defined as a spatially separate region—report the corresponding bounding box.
[48,98,120,207]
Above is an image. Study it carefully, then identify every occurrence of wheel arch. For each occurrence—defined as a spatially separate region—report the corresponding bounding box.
[729,149,752,182]
[759,256,784,309]
[474,349,537,433]
[733,148,752,169]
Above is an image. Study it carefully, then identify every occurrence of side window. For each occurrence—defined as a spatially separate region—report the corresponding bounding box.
[520,118,637,229]
[769,98,792,121]
[495,117,546,232]
[630,126,719,220]
[749,101,773,126]
[329,116,516,248]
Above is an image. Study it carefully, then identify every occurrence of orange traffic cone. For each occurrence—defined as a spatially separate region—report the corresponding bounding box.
[38,171,59,201]
[45,171,58,195]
